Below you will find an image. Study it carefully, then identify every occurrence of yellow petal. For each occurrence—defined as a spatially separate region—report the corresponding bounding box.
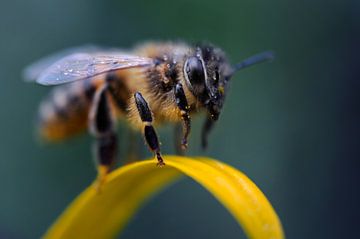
[44,156,284,239]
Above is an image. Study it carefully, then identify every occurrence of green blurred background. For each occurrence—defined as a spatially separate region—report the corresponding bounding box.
[0,0,358,238]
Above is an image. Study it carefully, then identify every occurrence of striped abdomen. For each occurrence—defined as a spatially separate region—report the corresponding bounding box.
[37,78,100,141]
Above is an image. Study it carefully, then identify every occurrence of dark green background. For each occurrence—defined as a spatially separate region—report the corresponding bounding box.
[0,0,358,238]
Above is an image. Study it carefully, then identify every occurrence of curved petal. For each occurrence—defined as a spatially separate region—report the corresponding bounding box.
[44,156,284,239]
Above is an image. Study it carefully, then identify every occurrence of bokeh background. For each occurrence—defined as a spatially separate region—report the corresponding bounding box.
[0,0,358,238]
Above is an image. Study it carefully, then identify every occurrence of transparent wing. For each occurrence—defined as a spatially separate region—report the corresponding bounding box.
[23,45,104,81]
[31,52,154,85]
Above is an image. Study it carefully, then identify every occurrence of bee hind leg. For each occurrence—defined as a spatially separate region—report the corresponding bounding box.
[174,83,191,151]
[134,92,164,166]
[89,84,118,192]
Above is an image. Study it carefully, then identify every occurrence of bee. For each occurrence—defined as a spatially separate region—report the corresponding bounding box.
[24,42,273,187]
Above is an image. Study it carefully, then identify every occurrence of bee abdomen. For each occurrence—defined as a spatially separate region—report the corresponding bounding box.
[38,80,97,141]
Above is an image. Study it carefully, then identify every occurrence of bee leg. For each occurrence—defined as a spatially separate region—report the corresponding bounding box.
[93,133,117,192]
[201,116,215,150]
[174,83,191,151]
[174,123,185,155]
[134,92,164,167]
[89,84,117,192]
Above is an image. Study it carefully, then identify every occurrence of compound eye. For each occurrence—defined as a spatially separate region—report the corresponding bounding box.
[185,56,205,85]
[214,70,220,82]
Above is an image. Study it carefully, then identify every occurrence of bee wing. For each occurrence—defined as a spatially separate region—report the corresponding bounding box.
[31,52,154,85]
[23,45,106,82]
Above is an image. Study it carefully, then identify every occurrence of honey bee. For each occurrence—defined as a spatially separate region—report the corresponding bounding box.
[24,42,273,187]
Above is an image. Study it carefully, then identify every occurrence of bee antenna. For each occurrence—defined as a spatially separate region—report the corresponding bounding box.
[231,50,275,75]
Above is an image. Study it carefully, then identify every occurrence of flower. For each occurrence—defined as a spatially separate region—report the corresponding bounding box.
[44,156,284,239]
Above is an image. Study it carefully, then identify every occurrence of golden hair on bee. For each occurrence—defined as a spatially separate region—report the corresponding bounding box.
[24,41,274,188]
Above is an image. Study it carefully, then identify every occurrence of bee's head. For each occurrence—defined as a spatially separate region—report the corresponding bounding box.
[184,44,233,120]
[184,44,274,121]
[183,43,274,149]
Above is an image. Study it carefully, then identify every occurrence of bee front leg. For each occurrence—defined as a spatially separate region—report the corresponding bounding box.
[89,84,117,191]
[174,123,185,155]
[134,92,164,166]
[174,83,191,151]
[201,116,214,150]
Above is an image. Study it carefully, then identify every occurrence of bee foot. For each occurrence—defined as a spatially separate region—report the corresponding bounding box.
[156,152,165,167]
[94,165,109,194]
[181,140,188,150]
[157,161,166,167]
[94,181,104,194]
